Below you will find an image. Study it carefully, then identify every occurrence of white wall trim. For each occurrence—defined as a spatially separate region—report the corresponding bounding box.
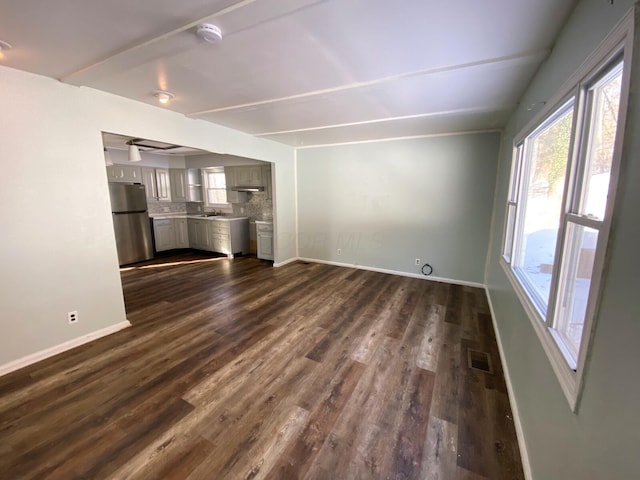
[258,106,515,137]
[294,128,503,150]
[297,257,485,288]
[294,149,299,258]
[273,257,300,268]
[0,321,131,377]
[485,288,532,480]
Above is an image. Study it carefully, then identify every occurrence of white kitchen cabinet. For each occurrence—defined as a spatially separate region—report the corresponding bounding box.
[234,165,263,186]
[106,164,142,183]
[186,168,203,202]
[156,168,171,201]
[153,217,189,252]
[209,220,229,253]
[175,218,189,248]
[263,164,272,200]
[169,169,187,202]
[142,168,158,200]
[256,221,274,261]
[224,167,248,204]
[187,220,198,248]
[211,218,249,257]
[153,218,176,252]
[187,217,249,257]
[188,218,211,250]
[142,167,172,202]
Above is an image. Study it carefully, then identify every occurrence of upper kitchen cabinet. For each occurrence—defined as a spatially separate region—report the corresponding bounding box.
[224,167,247,204]
[234,166,263,187]
[169,169,187,202]
[106,164,142,183]
[263,164,272,201]
[186,168,203,203]
[142,167,171,202]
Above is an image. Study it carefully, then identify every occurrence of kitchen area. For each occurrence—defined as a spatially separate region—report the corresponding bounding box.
[103,133,274,265]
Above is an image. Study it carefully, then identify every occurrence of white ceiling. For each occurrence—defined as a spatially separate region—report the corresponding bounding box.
[0,0,577,147]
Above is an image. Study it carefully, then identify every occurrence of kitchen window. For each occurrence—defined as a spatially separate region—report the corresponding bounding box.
[203,167,228,207]
[501,16,631,410]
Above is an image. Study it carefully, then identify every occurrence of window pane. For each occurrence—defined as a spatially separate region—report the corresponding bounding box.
[208,172,226,188]
[207,188,227,204]
[553,223,599,362]
[508,145,523,202]
[579,62,623,219]
[514,105,573,311]
[503,203,516,262]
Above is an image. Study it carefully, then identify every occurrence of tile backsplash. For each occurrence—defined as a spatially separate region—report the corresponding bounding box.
[155,192,273,222]
[232,192,273,222]
[148,202,187,215]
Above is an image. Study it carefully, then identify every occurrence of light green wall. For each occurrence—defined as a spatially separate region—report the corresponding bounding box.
[485,0,640,478]
[297,133,500,284]
[0,65,295,367]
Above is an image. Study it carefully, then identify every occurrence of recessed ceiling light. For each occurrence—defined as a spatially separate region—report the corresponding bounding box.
[153,90,175,105]
[196,24,223,43]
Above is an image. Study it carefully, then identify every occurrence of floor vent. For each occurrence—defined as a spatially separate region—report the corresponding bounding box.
[467,349,494,374]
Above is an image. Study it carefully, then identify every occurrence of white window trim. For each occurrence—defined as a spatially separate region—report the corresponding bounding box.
[499,9,634,412]
[202,167,231,209]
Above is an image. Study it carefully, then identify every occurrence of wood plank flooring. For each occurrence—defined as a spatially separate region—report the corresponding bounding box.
[0,252,524,479]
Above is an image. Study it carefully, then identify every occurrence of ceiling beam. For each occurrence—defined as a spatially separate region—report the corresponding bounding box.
[188,50,548,117]
[253,104,517,137]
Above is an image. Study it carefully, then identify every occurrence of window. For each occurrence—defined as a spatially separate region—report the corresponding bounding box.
[511,100,575,317]
[501,23,630,409]
[552,62,623,362]
[203,167,228,207]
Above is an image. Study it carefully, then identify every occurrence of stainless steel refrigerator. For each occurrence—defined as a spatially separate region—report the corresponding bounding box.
[109,183,154,266]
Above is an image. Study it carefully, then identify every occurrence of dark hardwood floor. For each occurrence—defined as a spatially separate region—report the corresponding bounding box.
[0,252,524,479]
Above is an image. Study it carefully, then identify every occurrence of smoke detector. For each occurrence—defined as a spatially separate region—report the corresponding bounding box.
[196,24,222,43]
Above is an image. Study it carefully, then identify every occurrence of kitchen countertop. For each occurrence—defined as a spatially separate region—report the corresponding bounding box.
[255,220,273,224]
[150,213,249,221]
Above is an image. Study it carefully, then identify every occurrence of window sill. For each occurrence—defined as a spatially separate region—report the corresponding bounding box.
[499,259,581,412]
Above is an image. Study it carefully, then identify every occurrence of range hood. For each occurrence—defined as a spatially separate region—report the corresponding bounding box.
[231,186,265,192]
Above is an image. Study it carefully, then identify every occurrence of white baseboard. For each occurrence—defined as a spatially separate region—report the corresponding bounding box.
[485,287,532,480]
[0,320,131,377]
[273,256,300,268]
[296,257,485,288]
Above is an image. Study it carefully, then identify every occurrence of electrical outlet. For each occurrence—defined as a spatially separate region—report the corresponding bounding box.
[415,258,421,266]
[337,248,342,256]
[68,311,78,324]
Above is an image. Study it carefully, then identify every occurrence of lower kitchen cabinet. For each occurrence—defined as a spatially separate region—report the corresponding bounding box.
[153,217,190,252]
[256,221,274,261]
[157,217,250,257]
[175,218,189,248]
[209,218,249,258]
[188,219,211,250]
[153,219,175,252]
[186,217,249,257]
